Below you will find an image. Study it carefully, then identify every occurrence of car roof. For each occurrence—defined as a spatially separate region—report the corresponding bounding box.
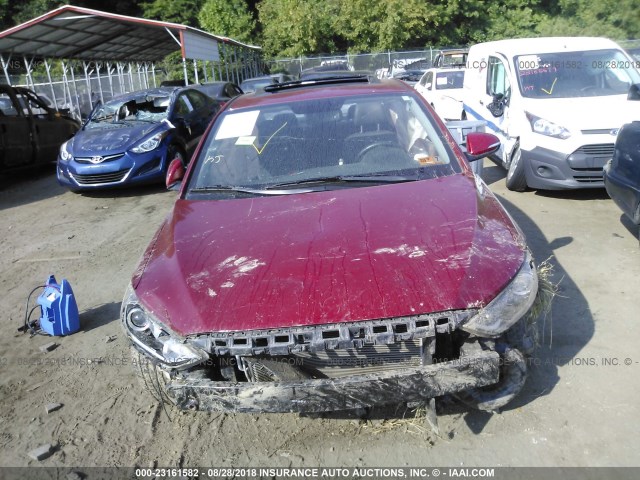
[242,76,274,82]
[228,77,413,110]
[470,36,623,56]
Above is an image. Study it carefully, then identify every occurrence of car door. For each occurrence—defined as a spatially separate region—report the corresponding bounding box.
[0,88,34,169]
[171,93,199,154]
[18,89,67,164]
[422,71,434,104]
[483,55,517,165]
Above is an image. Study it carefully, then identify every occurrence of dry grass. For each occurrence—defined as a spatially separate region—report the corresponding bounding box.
[360,405,432,436]
[526,257,561,347]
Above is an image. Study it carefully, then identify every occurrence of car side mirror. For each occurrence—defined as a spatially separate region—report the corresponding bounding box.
[628,84,640,100]
[166,158,185,190]
[487,93,505,117]
[465,132,500,161]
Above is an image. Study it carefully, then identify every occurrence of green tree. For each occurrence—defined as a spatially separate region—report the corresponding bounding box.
[198,0,256,43]
[334,0,436,52]
[11,0,68,26]
[257,0,337,57]
[534,0,640,39]
[481,0,546,42]
[141,0,205,27]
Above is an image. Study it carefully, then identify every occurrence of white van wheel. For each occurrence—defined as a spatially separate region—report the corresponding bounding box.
[506,146,527,191]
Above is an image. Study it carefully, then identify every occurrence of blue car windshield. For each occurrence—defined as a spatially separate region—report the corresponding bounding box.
[87,95,170,127]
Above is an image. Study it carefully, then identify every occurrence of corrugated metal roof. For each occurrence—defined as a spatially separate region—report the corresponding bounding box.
[0,5,259,62]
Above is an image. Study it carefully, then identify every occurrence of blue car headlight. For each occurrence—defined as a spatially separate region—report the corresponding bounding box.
[59,140,73,161]
[130,131,168,154]
[461,252,538,338]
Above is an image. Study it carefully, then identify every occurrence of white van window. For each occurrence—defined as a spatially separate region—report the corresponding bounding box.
[487,57,511,98]
[514,49,640,98]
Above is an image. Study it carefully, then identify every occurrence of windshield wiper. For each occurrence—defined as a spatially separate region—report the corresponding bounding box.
[267,174,419,189]
[190,185,313,195]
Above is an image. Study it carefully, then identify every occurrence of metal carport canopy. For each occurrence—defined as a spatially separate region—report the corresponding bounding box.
[0,4,260,63]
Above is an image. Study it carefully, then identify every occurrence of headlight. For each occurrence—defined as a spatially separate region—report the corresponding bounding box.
[121,284,208,369]
[130,131,167,153]
[526,112,571,139]
[59,140,72,161]
[461,252,538,338]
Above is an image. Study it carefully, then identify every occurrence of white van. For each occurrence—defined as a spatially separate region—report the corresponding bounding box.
[463,37,640,191]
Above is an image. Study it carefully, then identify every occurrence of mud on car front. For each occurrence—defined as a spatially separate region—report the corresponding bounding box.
[122,254,537,413]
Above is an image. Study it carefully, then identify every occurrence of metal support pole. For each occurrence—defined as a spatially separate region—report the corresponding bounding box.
[151,63,157,87]
[240,49,247,81]
[233,46,239,83]
[182,57,189,85]
[23,57,35,90]
[118,63,125,94]
[82,61,93,113]
[43,59,58,109]
[223,44,230,82]
[143,63,149,89]
[60,61,73,114]
[0,54,12,85]
[193,59,199,84]
[95,63,104,104]
[203,60,208,83]
[106,62,114,97]
[217,61,222,81]
[128,63,134,91]
[136,63,142,90]
[68,62,81,119]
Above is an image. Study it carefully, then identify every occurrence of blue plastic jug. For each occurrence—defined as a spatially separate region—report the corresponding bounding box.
[37,275,80,336]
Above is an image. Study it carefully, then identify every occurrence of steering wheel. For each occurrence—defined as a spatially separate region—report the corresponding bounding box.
[356,141,406,162]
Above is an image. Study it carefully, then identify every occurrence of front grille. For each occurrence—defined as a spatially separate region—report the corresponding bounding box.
[189,310,474,357]
[75,153,125,164]
[71,168,130,185]
[568,143,613,182]
[573,144,614,156]
[294,339,422,378]
[574,176,604,183]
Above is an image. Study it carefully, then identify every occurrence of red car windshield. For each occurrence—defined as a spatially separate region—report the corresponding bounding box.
[187,93,461,192]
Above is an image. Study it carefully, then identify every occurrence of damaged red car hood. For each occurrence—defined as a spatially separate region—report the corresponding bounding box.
[133,174,525,336]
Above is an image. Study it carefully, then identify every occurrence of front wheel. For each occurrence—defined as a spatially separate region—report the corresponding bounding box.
[506,146,527,191]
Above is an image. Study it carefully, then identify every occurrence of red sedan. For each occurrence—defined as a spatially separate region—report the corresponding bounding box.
[121,75,538,414]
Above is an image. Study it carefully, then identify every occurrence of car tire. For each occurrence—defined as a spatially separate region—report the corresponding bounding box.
[505,145,528,192]
[130,347,175,404]
[454,346,527,412]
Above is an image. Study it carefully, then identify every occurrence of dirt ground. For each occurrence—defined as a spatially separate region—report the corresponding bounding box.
[0,161,639,470]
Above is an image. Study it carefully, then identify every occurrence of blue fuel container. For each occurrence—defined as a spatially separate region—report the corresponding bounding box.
[36,275,80,336]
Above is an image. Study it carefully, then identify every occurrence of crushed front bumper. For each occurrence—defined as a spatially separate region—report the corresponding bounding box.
[163,350,499,413]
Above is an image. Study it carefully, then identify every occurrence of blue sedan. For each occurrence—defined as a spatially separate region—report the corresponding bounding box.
[57,87,223,191]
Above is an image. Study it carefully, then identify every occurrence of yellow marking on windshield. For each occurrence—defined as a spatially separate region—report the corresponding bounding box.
[541,77,557,95]
[252,122,288,155]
